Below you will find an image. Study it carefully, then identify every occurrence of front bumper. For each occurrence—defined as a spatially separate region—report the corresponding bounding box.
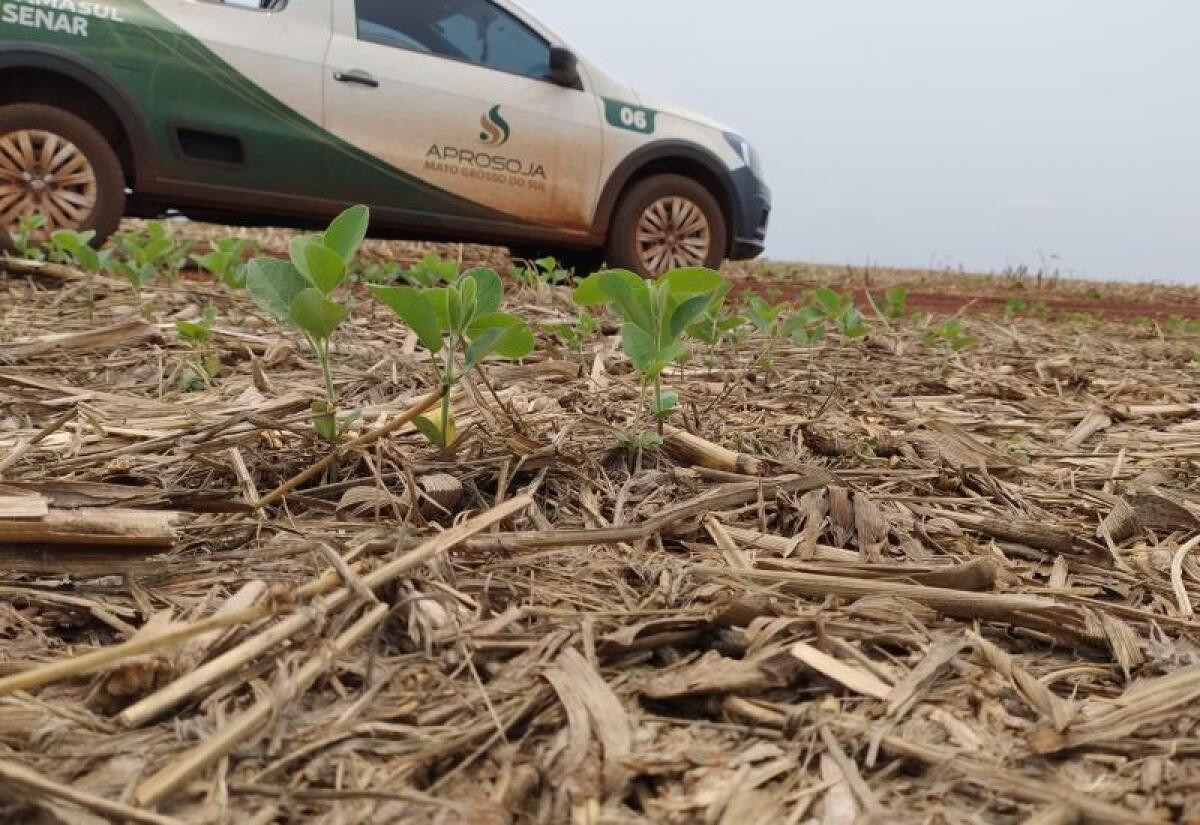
[729,167,771,260]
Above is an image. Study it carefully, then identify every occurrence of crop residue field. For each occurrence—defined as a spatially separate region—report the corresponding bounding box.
[2,222,1200,823]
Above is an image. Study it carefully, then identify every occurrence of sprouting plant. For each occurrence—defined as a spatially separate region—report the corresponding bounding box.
[356,261,402,285]
[923,318,978,352]
[511,256,572,287]
[686,283,746,348]
[109,222,183,293]
[811,288,868,337]
[192,237,251,289]
[543,309,598,353]
[372,267,534,450]
[877,287,908,319]
[574,267,726,441]
[1005,296,1028,318]
[743,293,793,371]
[745,294,789,337]
[175,305,221,390]
[246,205,370,442]
[1165,315,1200,335]
[403,252,458,288]
[8,214,47,260]
[49,229,112,312]
[782,305,828,346]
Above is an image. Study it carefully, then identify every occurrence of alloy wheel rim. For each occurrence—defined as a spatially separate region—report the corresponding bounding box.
[0,129,97,235]
[635,196,711,276]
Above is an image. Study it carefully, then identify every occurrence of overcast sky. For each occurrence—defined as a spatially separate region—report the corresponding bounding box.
[522,0,1200,283]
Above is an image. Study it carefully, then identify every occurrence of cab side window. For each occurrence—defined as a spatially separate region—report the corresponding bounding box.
[355,0,551,80]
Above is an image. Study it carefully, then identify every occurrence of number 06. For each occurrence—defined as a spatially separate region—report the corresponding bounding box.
[620,107,648,130]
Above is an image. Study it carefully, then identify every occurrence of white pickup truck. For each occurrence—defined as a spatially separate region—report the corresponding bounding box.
[0,0,770,275]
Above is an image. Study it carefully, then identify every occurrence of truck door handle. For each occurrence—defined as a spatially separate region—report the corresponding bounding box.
[334,70,379,88]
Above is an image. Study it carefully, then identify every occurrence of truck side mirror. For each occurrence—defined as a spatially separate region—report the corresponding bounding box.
[548,47,581,89]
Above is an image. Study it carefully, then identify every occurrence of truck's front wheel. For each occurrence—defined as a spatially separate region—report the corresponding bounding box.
[606,174,727,277]
[0,104,125,247]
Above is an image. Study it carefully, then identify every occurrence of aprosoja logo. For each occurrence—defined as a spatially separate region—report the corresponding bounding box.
[479,105,511,146]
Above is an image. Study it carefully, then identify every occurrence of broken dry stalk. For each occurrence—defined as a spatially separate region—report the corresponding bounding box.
[132,495,531,804]
[254,388,442,509]
[0,757,183,825]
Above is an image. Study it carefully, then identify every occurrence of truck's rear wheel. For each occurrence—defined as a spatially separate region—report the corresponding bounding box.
[0,104,125,246]
[606,174,727,277]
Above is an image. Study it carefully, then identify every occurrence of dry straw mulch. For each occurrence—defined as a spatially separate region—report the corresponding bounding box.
[2,232,1200,824]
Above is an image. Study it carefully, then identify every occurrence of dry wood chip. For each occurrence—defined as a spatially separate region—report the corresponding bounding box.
[552,648,631,796]
[852,493,888,563]
[886,637,967,716]
[790,642,891,700]
[639,649,795,699]
[0,494,49,519]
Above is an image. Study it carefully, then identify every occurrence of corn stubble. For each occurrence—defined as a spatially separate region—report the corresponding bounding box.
[0,223,1199,823]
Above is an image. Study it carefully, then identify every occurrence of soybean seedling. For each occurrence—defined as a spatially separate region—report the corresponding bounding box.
[574,267,726,443]
[685,282,746,349]
[782,305,828,346]
[811,287,868,338]
[372,267,534,450]
[877,287,909,320]
[923,317,978,352]
[744,293,791,372]
[8,213,47,260]
[356,261,402,285]
[109,221,186,294]
[246,204,370,442]
[175,305,221,390]
[192,237,251,289]
[543,309,598,353]
[510,256,572,288]
[49,228,112,313]
[403,252,458,288]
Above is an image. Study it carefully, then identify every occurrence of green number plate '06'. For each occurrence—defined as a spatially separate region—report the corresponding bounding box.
[604,99,657,135]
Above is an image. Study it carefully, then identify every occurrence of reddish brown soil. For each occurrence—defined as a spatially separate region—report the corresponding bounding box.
[737,281,1199,322]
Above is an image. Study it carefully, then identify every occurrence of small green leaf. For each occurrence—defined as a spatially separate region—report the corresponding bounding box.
[414,414,452,448]
[246,258,309,324]
[662,267,724,297]
[465,268,503,316]
[622,324,658,375]
[669,293,714,340]
[289,288,349,342]
[718,314,748,332]
[653,388,679,413]
[572,271,611,307]
[175,319,208,343]
[322,205,369,262]
[424,287,453,331]
[303,242,346,294]
[288,234,321,280]
[458,274,478,327]
[467,312,534,360]
[814,288,844,317]
[371,285,443,352]
[446,283,464,331]
[598,270,654,333]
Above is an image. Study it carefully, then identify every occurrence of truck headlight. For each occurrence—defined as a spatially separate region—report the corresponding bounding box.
[724,132,763,177]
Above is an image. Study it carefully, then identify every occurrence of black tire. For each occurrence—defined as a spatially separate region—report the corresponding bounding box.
[605,173,727,277]
[0,103,125,248]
